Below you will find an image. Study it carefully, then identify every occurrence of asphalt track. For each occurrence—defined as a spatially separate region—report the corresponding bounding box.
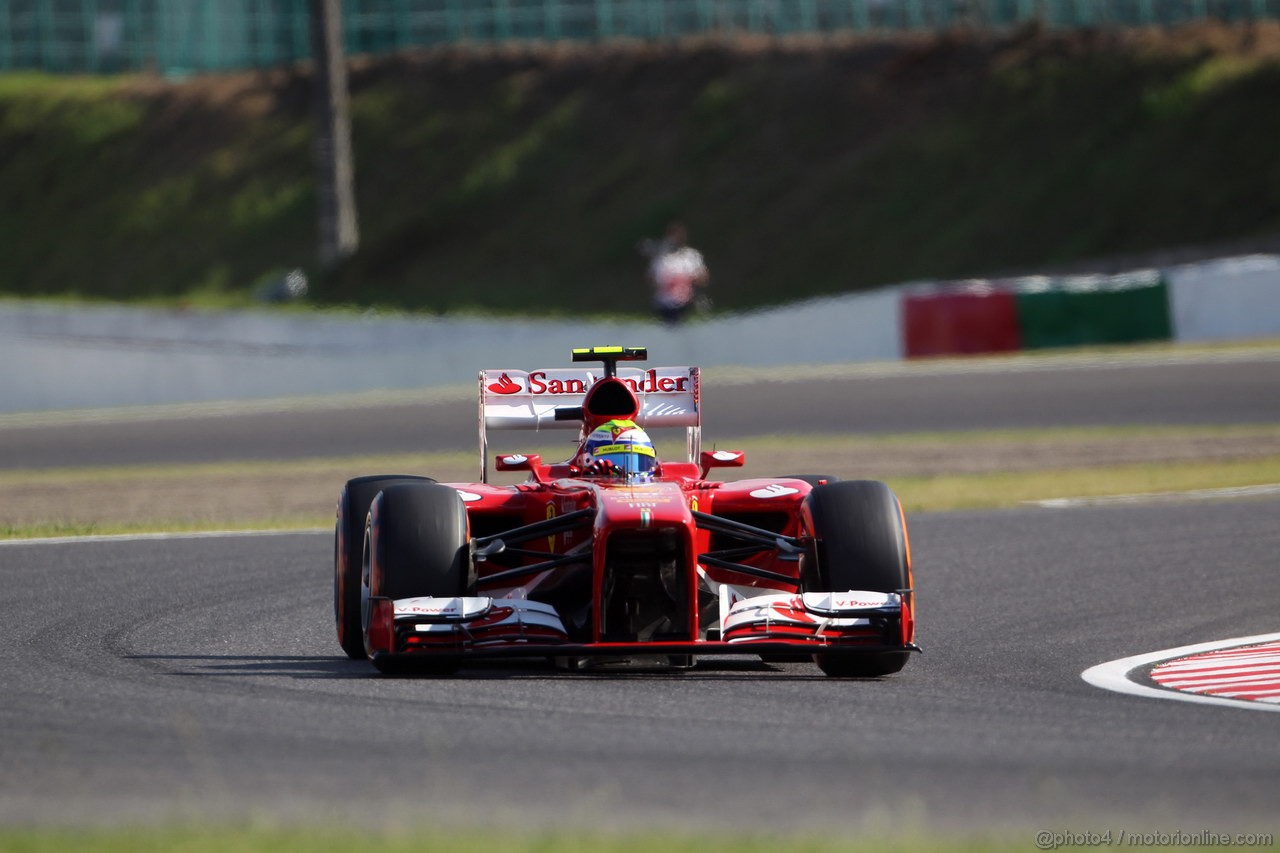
[2,498,1278,833]
[4,351,1280,469]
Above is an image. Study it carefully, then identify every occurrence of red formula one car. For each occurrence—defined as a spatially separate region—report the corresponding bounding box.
[333,346,919,676]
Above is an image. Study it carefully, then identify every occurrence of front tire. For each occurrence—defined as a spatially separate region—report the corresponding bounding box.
[364,482,470,675]
[805,480,913,678]
[334,474,434,659]
[780,474,841,488]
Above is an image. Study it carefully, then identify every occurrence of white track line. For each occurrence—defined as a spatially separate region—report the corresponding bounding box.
[0,528,328,546]
[1082,633,1280,712]
[1029,483,1280,509]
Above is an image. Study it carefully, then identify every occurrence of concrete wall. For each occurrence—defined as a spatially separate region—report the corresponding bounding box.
[1167,255,1280,343]
[0,288,902,413]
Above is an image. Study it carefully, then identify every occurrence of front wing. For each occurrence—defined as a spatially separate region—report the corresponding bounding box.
[365,591,919,663]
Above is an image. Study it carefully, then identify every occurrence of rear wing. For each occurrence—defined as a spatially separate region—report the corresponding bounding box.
[478,366,700,482]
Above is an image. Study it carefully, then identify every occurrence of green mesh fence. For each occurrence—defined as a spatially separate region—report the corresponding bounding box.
[4,0,1280,76]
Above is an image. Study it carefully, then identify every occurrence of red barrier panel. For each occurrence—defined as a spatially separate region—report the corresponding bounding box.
[903,288,1022,357]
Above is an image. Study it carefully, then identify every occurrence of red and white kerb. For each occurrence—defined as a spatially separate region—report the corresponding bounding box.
[1149,640,1280,704]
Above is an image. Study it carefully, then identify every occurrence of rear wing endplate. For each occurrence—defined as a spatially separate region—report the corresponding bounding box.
[478,366,700,482]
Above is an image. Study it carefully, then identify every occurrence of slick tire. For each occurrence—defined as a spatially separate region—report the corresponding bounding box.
[365,482,470,675]
[334,474,434,660]
[804,480,913,678]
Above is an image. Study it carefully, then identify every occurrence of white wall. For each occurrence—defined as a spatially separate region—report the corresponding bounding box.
[1167,255,1280,343]
[0,287,903,413]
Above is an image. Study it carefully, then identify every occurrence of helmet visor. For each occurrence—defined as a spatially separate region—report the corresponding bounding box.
[591,443,657,477]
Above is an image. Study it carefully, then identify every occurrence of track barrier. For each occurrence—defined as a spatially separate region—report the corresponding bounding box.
[897,257,1280,359]
[1015,271,1173,350]
[903,284,1021,358]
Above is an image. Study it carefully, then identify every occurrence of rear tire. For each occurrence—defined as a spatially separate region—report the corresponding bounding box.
[334,474,434,659]
[805,480,912,678]
[365,482,470,675]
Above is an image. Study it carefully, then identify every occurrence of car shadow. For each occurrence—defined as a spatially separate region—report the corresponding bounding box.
[124,654,373,679]
[122,654,857,681]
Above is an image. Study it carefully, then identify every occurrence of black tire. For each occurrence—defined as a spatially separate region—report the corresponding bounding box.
[365,482,470,675]
[334,474,434,659]
[780,474,841,488]
[804,480,913,678]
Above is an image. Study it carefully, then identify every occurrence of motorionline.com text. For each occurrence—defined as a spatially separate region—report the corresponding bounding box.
[1035,830,1273,849]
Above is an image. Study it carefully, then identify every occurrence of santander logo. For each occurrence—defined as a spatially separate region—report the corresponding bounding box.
[487,373,521,395]
[487,369,690,396]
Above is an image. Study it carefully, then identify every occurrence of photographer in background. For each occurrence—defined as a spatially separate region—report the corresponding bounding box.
[639,222,710,325]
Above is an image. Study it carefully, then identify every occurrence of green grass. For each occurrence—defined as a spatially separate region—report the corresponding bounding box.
[0,450,480,485]
[0,828,1099,853]
[1,28,1279,315]
[893,456,1280,512]
[0,827,1272,852]
[0,519,327,540]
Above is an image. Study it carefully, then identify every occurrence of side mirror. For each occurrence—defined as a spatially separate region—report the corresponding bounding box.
[700,449,745,479]
[495,453,542,472]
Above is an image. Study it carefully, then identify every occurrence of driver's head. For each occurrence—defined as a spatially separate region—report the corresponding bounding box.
[582,419,657,482]
[665,221,687,247]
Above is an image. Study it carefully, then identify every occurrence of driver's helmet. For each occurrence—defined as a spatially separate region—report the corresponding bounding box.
[582,419,658,481]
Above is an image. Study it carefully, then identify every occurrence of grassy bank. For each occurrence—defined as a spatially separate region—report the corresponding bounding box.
[2,23,1279,315]
[0,828,1061,853]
